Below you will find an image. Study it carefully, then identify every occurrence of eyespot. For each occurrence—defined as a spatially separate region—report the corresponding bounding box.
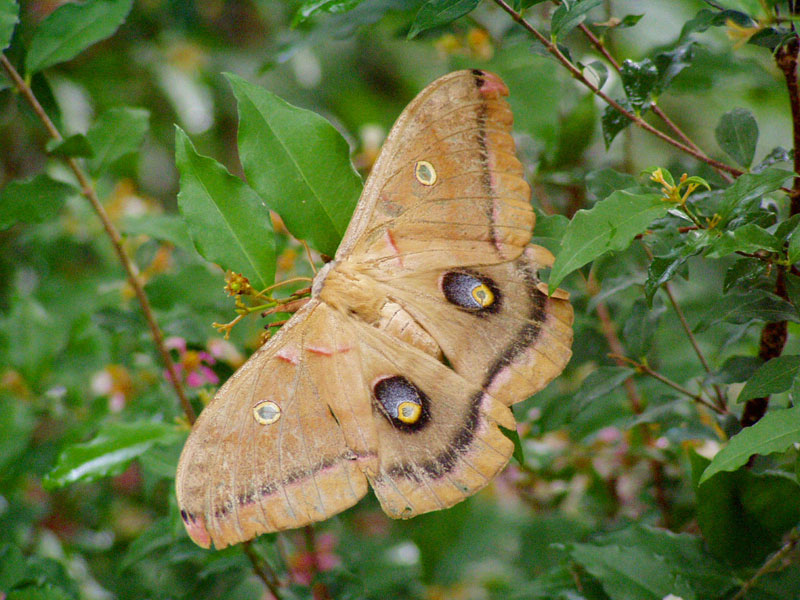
[414,160,437,186]
[441,271,500,312]
[253,400,281,425]
[373,375,430,430]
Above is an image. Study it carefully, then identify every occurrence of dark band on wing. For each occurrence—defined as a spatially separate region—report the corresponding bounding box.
[181,448,378,522]
[471,69,501,255]
[383,256,545,483]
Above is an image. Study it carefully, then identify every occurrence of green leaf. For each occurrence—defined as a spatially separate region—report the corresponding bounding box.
[229,73,362,257]
[86,106,150,175]
[723,257,767,293]
[690,451,800,566]
[736,355,800,403]
[0,174,76,230]
[292,0,365,27]
[45,133,94,158]
[549,190,667,290]
[717,168,790,223]
[572,366,634,415]
[175,126,276,291]
[120,213,195,253]
[700,404,800,483]
[653,41,695,96]
[623,298,666,358]
[601,97,636,147]
[25,0,134,74]
[0,0,19,51]
[7,585,73,600]
[620,58,658,111]
[694,290,800,332]
[583,60,608,89]
[499,424,525,466]
[43,421,182,489]
[788,221,800,264]
[550,0,603,40]
[569,541,697,600]
[530,210,568,253]
[715,108,759,168]
[407,0,480,39]
[705,223,782,258]
[585,168,638,200]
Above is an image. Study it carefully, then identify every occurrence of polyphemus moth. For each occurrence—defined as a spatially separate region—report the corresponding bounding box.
[176,69,574,549]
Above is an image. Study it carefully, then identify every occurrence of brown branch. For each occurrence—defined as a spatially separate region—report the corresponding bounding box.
[0,54,196,423]
[743,36,800,426]
[243,541,284,599]
[491,0,744,177]
[589,277,672,526]
[731,529,800,600]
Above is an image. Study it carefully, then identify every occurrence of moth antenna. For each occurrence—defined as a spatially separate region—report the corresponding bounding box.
[301,240,318,275]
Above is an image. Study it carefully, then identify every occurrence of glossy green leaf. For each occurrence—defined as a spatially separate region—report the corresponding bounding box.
[550,0,603,39]
[530,210,568,253]
[583,60,608,89]
[717,168,790,223]
[45,134,94,158]
[620,58,657,111]
[292,0,365,27]
[43,421,183,489]
[736,355,800,403]
[407,0,480,39]
[705,223,782,258]
[86,106,150,175]
[694,290,800,332]
[653,41,695,96]
[549,190,666,290]
[788,222,800,264]
[601,97,636,147]
[228,73,362,257]
[0,174,76,230]
[0,0,19,51]
[723,257,767,293]
[715,108,758,168]
[691,451,800,566]
[585,168,638,200]
[25,0,134,74]
[175,127,276,290]
[700,404,800,483]
[570,541,696,600]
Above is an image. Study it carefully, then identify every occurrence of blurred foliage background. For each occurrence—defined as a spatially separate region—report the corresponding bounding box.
[2,0,800,599]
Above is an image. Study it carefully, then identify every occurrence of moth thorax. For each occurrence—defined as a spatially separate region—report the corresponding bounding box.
[376,301,442,360]
[317,260,384,322]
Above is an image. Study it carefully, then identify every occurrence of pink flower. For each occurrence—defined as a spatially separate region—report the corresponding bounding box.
[164,338,219,388]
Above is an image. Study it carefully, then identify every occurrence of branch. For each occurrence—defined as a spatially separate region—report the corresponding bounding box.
[492,0,743,177]
[243,541,284,599]
[731,529,800,600]
[0,54,196,424]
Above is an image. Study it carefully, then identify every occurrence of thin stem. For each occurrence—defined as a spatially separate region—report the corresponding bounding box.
[491,0,743,177]
[731,529,800,600]
[616,355,725,415]
[242,541,284,599]
[0,55,196,423]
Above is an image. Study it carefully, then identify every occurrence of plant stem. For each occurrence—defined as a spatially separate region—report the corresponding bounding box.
[731,529,800,600]
[491,0,743,177]
[243,541,284,599]
[0,54,195,424]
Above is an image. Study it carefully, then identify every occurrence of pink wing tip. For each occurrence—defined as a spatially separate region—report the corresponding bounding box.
[474,70,509,98]
[181,509,212,548]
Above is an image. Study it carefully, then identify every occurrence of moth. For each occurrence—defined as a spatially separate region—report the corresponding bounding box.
[176,69,574,549]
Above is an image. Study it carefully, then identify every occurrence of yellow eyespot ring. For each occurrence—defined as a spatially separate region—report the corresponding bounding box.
[253,400,281,425]
[471,283,495,308]
[396,401,422,424]
[414,160,437,186]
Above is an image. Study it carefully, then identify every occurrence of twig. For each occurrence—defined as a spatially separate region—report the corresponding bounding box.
[491,0,743,177]
[615,355,726,414]
[304,525,331,600]
[0,55,196,424]
[242,541,284,599]
[731,529,800,600]
[589,276,671,526]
